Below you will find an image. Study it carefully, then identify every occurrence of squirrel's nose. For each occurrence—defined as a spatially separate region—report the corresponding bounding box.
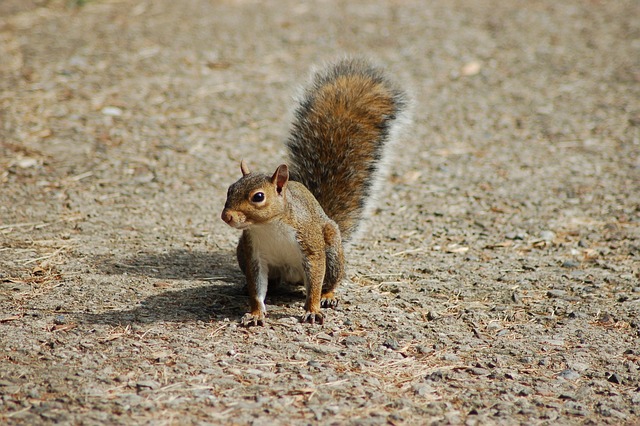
[221,210,232,224]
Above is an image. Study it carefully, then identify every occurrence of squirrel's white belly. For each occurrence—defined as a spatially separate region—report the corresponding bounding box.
[248,222,305,283]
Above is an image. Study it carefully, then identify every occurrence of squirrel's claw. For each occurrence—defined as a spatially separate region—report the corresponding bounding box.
[321,297,339,309]
[242,312,266,327]
[301,311,324,325]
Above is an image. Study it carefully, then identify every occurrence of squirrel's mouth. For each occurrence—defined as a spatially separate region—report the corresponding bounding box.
[230,222,252,230]
[221,209,251,230]
[224,217,252,230]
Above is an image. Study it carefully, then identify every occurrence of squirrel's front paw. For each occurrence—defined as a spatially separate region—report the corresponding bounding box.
[301,311,324,325]
[242,311,266,327]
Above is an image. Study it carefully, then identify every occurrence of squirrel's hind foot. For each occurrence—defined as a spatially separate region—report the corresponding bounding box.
[320,292,339,309]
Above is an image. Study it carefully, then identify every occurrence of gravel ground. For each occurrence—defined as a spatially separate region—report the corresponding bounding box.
[1,0,639,425]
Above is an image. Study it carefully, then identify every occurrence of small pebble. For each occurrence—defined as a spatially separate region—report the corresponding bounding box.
[506,232,526,240]
[136,380,160,390]
[558,369,580,380]
[540,230,555,242]
[425,370,445,382]
[383,338,400,350]
[607,373,622,384]
[487,322,501,331]
[470,367,490,376]
[442,353,460,362]
[307,360,322,368]
[547,289,567,298]
[326,405,340,415]
[412,383,435,396]
[567,362,590,372]
[101,106,123,116]
[427,311,440,321]
[562,260,580,268]
[344,335,365,346]
[316,333,332,341]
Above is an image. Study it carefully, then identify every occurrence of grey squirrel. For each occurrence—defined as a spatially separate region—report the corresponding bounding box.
[221,58,410,326]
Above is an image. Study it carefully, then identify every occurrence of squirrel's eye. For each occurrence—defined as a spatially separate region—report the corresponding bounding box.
[251,192,265,203]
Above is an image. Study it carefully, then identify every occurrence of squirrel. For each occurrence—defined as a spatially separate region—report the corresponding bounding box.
[221,58,410,326]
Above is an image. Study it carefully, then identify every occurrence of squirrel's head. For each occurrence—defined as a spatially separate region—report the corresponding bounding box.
[221,161,290,229]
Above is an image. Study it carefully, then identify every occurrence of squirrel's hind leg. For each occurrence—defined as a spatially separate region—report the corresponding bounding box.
[321,222,344,309]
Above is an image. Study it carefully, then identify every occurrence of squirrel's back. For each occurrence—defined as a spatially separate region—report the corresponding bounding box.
[286,58,410,242]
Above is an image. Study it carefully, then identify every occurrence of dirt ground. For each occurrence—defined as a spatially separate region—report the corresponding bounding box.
[1,0,639,424]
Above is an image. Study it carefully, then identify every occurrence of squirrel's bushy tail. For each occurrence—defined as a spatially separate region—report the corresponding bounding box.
[286,58,410,242]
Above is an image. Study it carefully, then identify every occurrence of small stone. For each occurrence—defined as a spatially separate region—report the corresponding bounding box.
[307,360,321,369]
[567,362,590,373]
[326,405,340,415]
[442,353,460,362]
[542,338,565,346]
[426,311,439,321]
[344,335,365,346]
[416,345,431,354]
[1,385,20,394]
[301,343,340,354]
[540,230,556,242]
[117,394,143,406]
[461,61,482,76]
[547,289,567,298]
[486,322,501,331]
[101,106,123,116]
[470,367,490,376]
[559,393,576,401]
[425,370,445,382]
[383,338,400,350]
[558,369,580,380]
[136,380,161,390]
[16,158,39,169]
[607,373,622,384]
[562,260,580,268]
[316,333,332,341]
[505,232,525,240]
[412,383,436,396]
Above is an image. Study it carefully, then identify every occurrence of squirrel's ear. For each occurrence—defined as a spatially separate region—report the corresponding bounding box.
[272,164,289,194]
[240,160,250,176]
